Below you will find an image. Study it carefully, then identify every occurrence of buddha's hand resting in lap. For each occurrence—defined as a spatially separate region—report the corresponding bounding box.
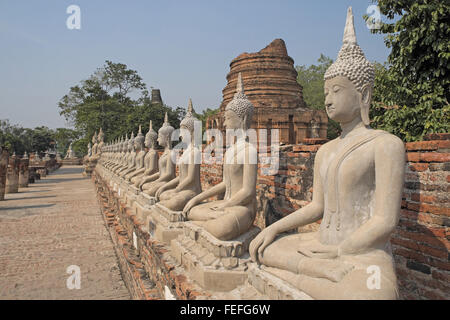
[297,243,339,259]
[249,227,278,264]
[155,188,163,201]
[182,198,199,218]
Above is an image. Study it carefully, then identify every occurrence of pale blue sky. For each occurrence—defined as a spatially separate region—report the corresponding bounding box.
[0,0,389,129]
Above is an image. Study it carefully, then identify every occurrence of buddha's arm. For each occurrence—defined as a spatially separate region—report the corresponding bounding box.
[157,176,180,194]
[130,166,145,177]
[144,153,159,175]
[218,162,257,208]
[249,147,325,263]
[139,172,160,185]
[176,150,200,190]
[338,135,405,255]
[176,164,199,190]
[183,182,226,213]
[158,156,176,181]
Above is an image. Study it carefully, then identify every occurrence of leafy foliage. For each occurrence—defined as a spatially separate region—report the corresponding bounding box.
[296,54,341,139]
[0,120,81,156]
[195,108,220,138]
[58,61,184,154]
[365,0,450,141]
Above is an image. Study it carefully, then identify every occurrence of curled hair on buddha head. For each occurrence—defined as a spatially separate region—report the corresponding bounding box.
[225,72,254,129]
[159,112,175,137]
[180,98,197,133]
[324,7,375,94]
[146,120,158,147]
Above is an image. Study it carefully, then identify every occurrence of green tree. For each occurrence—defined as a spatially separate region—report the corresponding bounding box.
[195,107,219,138]
[365,0,450,141]
[59,61,184,154]
[296,55,341,139]
[296,54,333,109]
[53,128,82,156]
[0,120,57,155]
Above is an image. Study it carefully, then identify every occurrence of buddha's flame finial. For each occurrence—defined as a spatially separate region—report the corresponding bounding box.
[138,125,142,134]
[164,112,169,124]
[149,120,153,131]
[343,7,357,46]
[236,72,244,94]
[187,98,193,114]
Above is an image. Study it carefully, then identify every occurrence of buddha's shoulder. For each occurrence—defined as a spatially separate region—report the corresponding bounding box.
[372,130,405,154]
[317,129,404,154]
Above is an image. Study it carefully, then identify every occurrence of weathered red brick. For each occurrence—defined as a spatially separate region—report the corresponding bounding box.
[406,141,440,151]
[406,152,421,162]
[421,153,450,163]
[408,163,429,172]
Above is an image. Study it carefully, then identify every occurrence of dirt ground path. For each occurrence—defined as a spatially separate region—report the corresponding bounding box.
[0,166,130,300]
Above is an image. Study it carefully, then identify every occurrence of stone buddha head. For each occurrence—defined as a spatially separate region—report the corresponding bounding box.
[145,120,158,149]
[324,7,375,127]
[180,98,197,143]
[224,72,254,131]
[122,134,129,153]
[128,132,135,152]
[134,126,145,151]
[158,112,174,148]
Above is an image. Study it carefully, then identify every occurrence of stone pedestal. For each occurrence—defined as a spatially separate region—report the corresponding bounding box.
[19,158,29,188]
[171,222,260,292]
[246,264,313,300]
[5,157,20,194]
[147,203,185,245]
[0,149,9,201]
[132,192,156,228]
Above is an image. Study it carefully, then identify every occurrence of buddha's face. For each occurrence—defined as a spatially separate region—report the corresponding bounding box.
[144,136,151,148]
[180,125,193,142]
[224,110,242,130]
[324,76,361,124]
[157,132,167,147]
[134,138,140,150]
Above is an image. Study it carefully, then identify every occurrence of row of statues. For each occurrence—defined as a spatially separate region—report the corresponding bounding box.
[98,76,257,242]
[92,7,405,299]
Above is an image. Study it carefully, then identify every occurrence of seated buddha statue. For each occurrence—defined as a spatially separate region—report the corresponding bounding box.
[118,132,136,177]
[88,131,98,162]
[133,121,159,187]
[113,134,130,174]
[182,73,258,241]
[141,113,176,197]
[248,7,405,300]
[128,120,157,187]
[108,138,123,170]
[155,99,202,211]
[125,126,146,181]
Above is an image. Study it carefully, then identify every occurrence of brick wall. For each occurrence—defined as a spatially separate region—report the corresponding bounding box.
[198,134,450,300]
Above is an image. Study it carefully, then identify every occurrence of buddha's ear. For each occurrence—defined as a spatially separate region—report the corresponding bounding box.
[360,83,372,126]
[242,114,248,130]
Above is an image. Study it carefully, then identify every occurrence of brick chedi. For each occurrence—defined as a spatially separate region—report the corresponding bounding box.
[207,39,327,144]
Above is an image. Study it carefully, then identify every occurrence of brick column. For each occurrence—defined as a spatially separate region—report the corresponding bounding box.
[0,148,9,200]
[19,158,30,188]
[5,155,20,194]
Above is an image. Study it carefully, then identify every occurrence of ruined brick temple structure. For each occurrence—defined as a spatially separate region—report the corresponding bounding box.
[207,39,328,145]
